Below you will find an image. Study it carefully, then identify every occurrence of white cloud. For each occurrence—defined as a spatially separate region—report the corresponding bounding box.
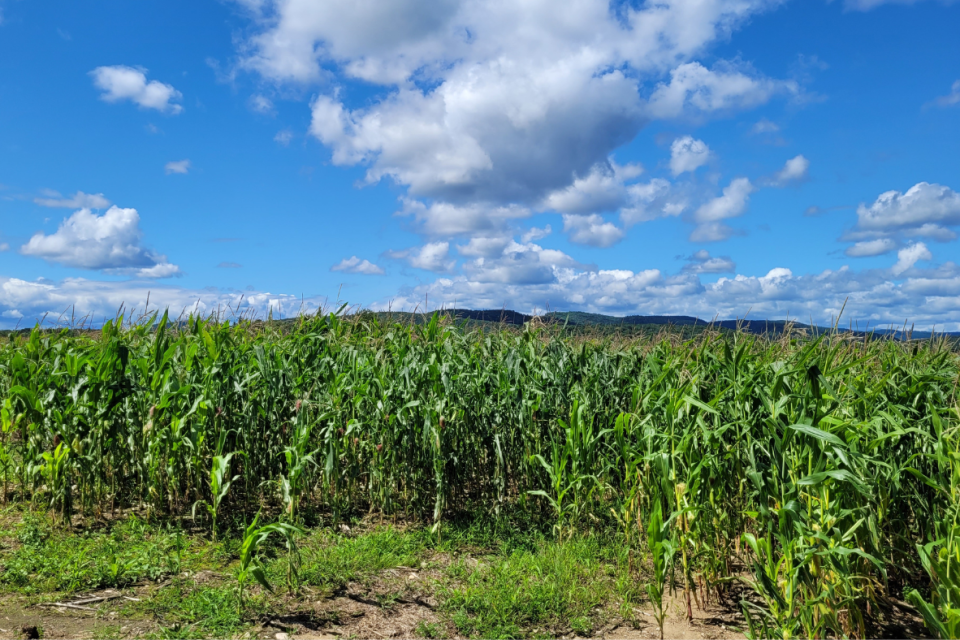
[845,238,898,257]
[397,199,530,237]
[386,242,456,272]
[521,225,551,243]
[691,177,755,241]
[562,214,625,247]
[848,182,960,242]
[7,255,960,331]
[646,62,798,120]
[372,258,960,331]
[274,129,293,145]
[931,80,960,108]
[164,159,191,175]
[669,136,711,176]
[20,206,180,278]
[460,241,584,286]
[34,190,111,209]
[136,263,182,278]
[892,242,932,275]
[249,94,275,114]
[620,179,687,226]
[844,0,952,10]
[331,256,385,275]
[681,249,736,274]
[542,161,643,215]
[235,0,796,241]
[751,118,780,134]
[457,236,513,258]
[90,66,183,114]
[771,155,809,185]
[0,243,9,252]
[0,277,318,329]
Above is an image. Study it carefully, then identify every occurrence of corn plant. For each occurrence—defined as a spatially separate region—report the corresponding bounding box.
[193,431,240,541]
[236,514,301,612]
[646,497,675,640]
[0,310,956,637]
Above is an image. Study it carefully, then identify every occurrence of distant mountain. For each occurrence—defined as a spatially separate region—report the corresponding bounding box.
[399,308,960,338]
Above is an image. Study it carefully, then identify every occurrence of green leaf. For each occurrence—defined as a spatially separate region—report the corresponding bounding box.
[250,565,273,592]
[786,423,845,448]
[906,588,949,639]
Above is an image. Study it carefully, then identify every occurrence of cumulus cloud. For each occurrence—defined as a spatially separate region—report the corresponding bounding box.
[0,243,9,252]
[7,255,960,331]
[20,206,180,278]
[90,66,183,114]
[164,159,191,175]
[274,129,293,145]
[521,226,551,243]
[386,242,456,272]
[562,214,625,247]
[646,62,798,120]
[620,179,687,226]
[847,182,960,242]
[691,177,755,241]
[845,238,898,257]
[770,155,809,185]
[372,258,960,331]
[0,277,317,329]
[34,190,111,209]
[331,256,385,275]
[892,242,932,275]
[460,241,584,286]
[542,161,643,215]
[457,236,513,258]
[669,137,711,176]
[236,0,798,241]
[397,199,530,237]
[681,249,736,274]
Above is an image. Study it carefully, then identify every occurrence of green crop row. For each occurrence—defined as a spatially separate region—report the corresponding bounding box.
[1,308,958,638]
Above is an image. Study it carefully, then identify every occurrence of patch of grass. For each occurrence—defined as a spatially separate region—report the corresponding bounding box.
[90,624,124,640]
[415,620,446,638]
[138,579,261,639]
[431,508,551,556]
[0,513,213,595]
[299,526,428,591]
[441,536,637,639]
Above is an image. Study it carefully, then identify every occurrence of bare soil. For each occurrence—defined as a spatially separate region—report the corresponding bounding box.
[0,563,929,640]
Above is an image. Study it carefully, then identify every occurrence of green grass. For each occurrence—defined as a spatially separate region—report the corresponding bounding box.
[0,509,648,639]
[441,536,641,639]
[137,580,257,639]
[298,526,430,592]
[0,512,211,595]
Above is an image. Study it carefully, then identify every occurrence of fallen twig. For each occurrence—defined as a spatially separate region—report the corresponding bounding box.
[70,594,123,605]
[37,602,96,612]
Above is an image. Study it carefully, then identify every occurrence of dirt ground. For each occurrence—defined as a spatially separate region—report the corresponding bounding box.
[0,567,929,640]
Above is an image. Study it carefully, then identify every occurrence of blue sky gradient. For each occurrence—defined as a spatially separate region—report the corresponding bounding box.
[1,0,958,328]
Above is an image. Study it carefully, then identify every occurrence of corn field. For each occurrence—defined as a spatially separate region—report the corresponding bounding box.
[2,309,960,638]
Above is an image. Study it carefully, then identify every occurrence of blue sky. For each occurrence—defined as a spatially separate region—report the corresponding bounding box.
[1,0,958,329]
